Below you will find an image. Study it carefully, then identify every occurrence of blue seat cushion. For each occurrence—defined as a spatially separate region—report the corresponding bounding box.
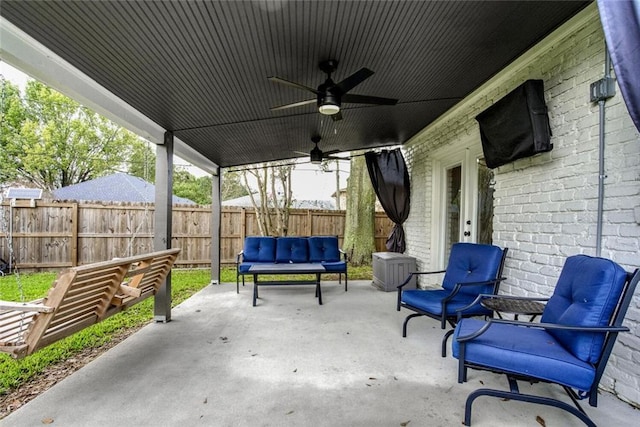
[541,255,627,363]
[443,243,504,296]
[275,237,309,263]
[308,236,341,262]
[453,318,596,392]
[319,260,346,273]
[242,237,276,262]
[401,289,490,317]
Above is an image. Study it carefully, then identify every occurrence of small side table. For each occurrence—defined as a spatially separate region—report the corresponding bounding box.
[481,298,546,321]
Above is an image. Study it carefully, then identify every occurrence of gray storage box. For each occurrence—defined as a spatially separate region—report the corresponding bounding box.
[372,252,417,292]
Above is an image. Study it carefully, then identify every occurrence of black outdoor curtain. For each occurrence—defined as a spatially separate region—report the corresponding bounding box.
[598,0,640,133]
[365,149,410,253]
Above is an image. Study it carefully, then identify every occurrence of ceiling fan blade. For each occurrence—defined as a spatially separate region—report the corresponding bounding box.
[326,155,351,161]
[330,111,343,122]
[293,151,309,156]
[335,68,374,93]
[268,76,318,95]
[342,93,398,105]
[270,98,316,111]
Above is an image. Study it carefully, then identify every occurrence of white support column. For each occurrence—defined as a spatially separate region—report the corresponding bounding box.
[154,131,174,322]
[210,170,221,285]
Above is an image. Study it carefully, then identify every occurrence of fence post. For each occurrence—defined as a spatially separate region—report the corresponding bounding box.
[71,202,78,266]
[241,208,246,240]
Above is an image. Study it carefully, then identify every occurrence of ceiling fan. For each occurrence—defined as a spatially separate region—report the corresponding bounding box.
[296,136,349,164]
[269,59,398,121]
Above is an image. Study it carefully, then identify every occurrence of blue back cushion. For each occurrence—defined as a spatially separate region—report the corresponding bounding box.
[442,243,504,296]
[276,237,309,263]
[541,255,627,363]
[308,236,340,262]
[243,237,276,262]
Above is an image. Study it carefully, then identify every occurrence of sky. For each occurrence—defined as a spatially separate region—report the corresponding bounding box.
[1,61,349,200]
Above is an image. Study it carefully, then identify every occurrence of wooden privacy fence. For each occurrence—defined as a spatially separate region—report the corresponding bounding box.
[0,200,393,271]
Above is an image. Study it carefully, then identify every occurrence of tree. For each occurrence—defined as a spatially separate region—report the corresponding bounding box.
[127,139,156,183]
[342,155,376,265]
[221,169,249,201]
[0,79,27,183]
[172,169,213,205]
[1,80,139,190]
[242,161,294,236]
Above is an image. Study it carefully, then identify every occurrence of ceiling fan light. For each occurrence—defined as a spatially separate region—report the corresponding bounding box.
[318,103,340,115]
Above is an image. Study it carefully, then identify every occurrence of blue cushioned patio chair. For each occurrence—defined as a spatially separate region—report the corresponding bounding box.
[453,255,640,427]
[397,243,508,357]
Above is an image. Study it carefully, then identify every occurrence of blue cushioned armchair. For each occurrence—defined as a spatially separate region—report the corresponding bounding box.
[397,243,508,356]
[453,255,640,426]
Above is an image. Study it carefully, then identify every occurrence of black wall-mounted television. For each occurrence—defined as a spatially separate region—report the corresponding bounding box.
[476,79,552,169]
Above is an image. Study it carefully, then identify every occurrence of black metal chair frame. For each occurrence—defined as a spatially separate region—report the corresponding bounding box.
[455,268,640,427]
[396,248,508,357]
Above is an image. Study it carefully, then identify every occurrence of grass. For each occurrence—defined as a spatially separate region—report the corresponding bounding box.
[0,265,372,395]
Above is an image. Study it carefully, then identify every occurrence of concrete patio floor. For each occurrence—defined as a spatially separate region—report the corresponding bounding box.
[3,280,639,426]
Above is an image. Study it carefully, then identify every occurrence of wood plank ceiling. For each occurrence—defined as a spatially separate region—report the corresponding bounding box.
[1,1,590,168]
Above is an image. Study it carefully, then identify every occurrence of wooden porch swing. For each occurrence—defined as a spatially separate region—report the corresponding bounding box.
[0,248,180,359]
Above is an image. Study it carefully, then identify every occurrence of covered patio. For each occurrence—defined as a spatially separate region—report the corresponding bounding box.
[2,1,640,424]
[2,281,637,426]
[0,0,594,317]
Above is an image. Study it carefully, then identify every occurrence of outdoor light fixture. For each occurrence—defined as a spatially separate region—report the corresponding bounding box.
[318,102,340,115]
[318,92,340,115]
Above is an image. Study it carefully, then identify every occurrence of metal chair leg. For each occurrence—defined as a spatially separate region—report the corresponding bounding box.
[402,313,423,337]
[463,386,597,427]
[441,329,455,357]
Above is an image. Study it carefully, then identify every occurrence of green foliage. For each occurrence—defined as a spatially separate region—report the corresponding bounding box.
[0,79,26,182]
[172,169,213,205]
[127,139,156,183]
[0,80,142,190]
[221,169,249,201]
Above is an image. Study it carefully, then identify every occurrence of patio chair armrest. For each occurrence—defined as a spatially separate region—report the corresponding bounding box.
[396,270,447,290]
[0,300,54,313]
[396,271,447,311]
[236,250,244,264]
[339,249,348,262]
[443,277,506,304]
[456,318,630,343]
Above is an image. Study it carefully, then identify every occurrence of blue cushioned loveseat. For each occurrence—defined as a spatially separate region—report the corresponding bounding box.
[236,236,348,293]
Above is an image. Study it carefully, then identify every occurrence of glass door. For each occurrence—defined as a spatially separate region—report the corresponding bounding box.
[444,164,462,261]
[432,146,494,267]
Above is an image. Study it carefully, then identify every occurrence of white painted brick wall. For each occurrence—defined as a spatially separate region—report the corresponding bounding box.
[403,5,640,407]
